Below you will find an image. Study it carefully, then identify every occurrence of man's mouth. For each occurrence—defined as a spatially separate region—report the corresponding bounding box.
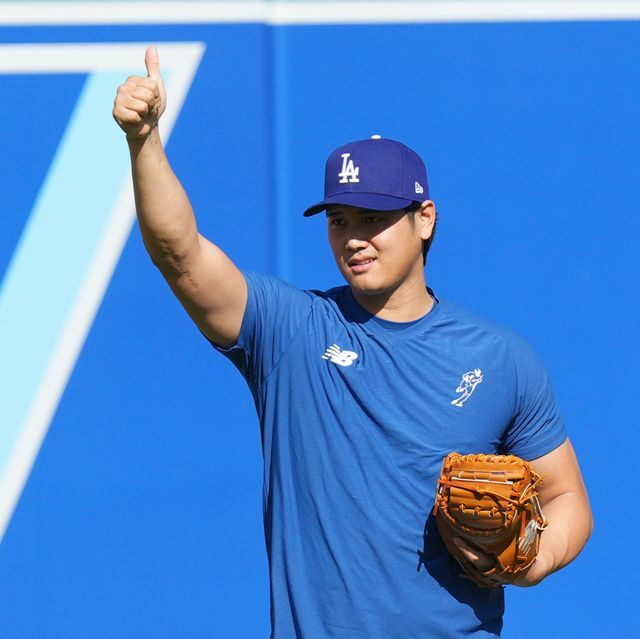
[348,257,376,273]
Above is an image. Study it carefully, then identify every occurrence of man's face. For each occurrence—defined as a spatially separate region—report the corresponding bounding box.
[326,205,427,295]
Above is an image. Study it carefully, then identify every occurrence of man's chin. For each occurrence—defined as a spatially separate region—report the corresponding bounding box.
[338,264,392,296]
[344,275,388,297]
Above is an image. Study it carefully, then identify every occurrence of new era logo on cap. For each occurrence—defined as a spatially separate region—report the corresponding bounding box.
[303,135,429,216]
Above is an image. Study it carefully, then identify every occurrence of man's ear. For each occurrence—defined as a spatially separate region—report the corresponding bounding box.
[419,200,436,241]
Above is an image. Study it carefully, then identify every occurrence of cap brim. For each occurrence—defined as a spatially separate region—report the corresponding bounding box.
[303,192,415,217]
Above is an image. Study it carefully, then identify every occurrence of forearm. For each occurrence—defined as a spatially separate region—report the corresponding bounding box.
[128,127,199,272]
[520,491,593,586]
[540,490,593,572]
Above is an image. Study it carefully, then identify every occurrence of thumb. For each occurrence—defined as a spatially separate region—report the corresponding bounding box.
[145,45,161,79]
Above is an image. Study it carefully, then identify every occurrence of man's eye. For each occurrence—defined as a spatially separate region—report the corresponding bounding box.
[364,216,382,224]
[330,218,345,226]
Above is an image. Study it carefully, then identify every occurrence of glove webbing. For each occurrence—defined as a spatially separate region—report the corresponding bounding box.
[435,477,541,509]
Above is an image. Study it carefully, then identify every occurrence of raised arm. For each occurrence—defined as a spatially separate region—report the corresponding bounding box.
[112,45,247,347]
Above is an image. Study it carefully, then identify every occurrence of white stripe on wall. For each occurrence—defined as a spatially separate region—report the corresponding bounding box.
[0,1,639,26]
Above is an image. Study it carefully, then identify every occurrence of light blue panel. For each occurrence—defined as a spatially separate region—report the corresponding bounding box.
[0,74,87,283]
[0,70,145,470]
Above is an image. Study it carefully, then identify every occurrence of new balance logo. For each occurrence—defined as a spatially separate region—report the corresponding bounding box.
[338,153,360,183]
[322,344,359,367]
[415,181,424,194]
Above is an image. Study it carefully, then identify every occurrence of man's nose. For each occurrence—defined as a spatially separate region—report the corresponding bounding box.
[346,236,369,251]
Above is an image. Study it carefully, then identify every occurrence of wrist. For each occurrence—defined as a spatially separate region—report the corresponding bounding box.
[126,125,161,151]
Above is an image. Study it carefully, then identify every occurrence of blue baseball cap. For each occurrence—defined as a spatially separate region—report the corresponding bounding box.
[303,135,429,217]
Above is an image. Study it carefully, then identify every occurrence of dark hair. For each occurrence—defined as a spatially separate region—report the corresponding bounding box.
[404,202,437,265]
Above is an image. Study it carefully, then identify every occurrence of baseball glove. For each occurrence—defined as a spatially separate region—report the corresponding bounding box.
[433,452,548,588]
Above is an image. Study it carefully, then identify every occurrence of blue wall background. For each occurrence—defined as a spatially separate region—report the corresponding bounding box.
[1,17,638,638]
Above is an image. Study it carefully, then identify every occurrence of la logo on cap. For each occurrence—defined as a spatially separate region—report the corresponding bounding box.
[338,153,360,184]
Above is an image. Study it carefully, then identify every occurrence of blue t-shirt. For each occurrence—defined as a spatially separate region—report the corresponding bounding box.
[213,271,567,639]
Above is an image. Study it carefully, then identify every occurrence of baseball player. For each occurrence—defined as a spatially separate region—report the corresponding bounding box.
[113,46,592,637]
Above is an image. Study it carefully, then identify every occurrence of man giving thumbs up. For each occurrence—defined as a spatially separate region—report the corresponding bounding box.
[112,45,592,639]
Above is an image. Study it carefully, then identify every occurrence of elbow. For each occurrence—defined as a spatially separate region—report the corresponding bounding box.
[147,241,192,276]
[140,225,199,272]
[587,507,595,539]
[148,249,175,271]
[577,498,594,551]
[582,490,594,539]
[148,250,176,275]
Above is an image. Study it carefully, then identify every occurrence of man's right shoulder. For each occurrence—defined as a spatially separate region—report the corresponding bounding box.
[242,270,344,305]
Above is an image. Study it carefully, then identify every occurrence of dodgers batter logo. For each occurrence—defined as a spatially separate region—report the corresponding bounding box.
[451,369,483,407]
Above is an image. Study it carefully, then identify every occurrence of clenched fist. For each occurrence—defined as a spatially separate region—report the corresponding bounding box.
[113,45,166,139]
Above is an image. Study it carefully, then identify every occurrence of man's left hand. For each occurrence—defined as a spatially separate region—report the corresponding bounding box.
[453,537,551,587]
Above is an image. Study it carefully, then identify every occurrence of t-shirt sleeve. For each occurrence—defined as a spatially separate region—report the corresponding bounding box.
[500,337,568,460]
[208,270,313,388]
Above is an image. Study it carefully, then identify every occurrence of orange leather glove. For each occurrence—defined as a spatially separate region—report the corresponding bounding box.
[434,452,548,588]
